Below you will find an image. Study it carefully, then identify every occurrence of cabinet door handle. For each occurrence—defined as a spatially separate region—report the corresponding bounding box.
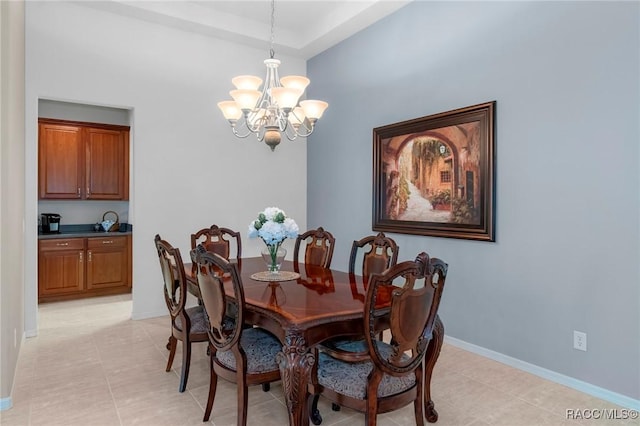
[77,187,81,197]
[79,251,83,262]
[102,240,114,244]
[87,187,91,196]
[56,242,69,247]
[88,251,92,262]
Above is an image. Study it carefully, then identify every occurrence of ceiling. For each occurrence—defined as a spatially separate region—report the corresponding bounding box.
[80,0,412,59]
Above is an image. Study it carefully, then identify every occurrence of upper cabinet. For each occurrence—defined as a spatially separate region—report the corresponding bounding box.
[84,126,129,200]
[38,119,130,200]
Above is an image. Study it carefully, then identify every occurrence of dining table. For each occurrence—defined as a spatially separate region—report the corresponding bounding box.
[183,256,444,426]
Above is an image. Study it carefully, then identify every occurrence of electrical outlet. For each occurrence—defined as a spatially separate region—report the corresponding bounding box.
[573,330,587,351]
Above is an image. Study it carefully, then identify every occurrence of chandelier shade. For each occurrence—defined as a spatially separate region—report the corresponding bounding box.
[217,101,242,121]
[232,75,263,90]
[217,0,328,151]
[280,76,310,92]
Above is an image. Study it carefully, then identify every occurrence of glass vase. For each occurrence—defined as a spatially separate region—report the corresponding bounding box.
[261,245,287,273]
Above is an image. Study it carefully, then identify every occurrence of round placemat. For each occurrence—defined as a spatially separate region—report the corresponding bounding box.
[250,271,300,282]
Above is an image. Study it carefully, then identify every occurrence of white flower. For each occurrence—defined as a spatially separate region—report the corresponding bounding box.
[283,218,299,239]
[248,225,259,239]
[263,207,281,221]
[248,207,298,246]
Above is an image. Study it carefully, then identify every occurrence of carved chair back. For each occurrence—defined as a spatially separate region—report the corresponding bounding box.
[293,226,335,268]
[191,225,241,278]
[349,231,399,279]
[154,234,188,325]
[190,246,244,352]
[365,252,447,374]
[191,224,242,260]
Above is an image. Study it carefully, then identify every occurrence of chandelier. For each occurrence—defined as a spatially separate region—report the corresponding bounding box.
[217,0,328,151]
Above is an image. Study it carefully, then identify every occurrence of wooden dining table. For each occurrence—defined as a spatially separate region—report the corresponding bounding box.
[183,257,444,426]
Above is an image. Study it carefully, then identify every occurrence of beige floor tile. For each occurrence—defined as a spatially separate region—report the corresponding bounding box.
[303,395,360,425]
[483,398,574,425]
[377,403,424,425]
[333,415,398,426]
[521,381,602,417]
[109,366,181,401]
[29,396,120,426]
[91,322,153,350]
[139,318,173,345]
[207,398,289,426]
[188,378,281,421]
[0,404,31,426]
[424,399,481,426]
[29,368,111,406]
[115,388,205,426]
[99,342,169,375]
[434,370,505,413]
[466,420,493,426]
[10,382,34,407]
[452,355,550,398]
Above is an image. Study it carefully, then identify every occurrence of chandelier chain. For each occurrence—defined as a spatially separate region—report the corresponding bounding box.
[269,0,275,59]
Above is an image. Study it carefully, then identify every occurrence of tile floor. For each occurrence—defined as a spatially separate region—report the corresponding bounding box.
[0,294,635,426]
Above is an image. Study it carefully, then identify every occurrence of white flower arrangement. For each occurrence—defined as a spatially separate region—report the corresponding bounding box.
[248,207,299,246]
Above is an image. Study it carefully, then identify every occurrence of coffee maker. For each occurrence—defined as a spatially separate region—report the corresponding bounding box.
[41,213,62,234]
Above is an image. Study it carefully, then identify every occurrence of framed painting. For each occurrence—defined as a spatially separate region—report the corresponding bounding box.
[372,101,496,241]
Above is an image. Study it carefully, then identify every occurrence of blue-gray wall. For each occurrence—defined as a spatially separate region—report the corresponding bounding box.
[307,1,639,401]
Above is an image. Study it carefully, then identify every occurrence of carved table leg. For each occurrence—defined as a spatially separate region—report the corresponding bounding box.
[424,315,444,423]
[276,331,315,426]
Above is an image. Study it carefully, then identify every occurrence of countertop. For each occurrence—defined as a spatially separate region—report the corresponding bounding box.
[38,224,132,240]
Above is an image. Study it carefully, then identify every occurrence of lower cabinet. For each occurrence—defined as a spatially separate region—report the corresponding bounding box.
[38,235,131,302]
[86,236,129,290]
[38,239,85,298]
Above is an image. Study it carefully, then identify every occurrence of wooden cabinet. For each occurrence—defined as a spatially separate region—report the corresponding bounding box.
[38,235,132,302]
[38,119,129,200]
[38,239,85,298]
[85,127,129,200]
[86,236,128,290]
[38,123,83,199]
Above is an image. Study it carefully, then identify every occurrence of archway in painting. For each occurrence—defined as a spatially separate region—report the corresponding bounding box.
[389,132,458,223]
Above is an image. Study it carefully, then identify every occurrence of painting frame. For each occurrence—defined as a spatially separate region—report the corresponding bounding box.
[372,101,496,241]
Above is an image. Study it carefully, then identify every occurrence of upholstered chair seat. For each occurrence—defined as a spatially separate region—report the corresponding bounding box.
[173,306,207,333]
[215,328,281,374]
[317,341,415,400]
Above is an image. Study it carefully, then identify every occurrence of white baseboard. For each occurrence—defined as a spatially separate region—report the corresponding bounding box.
[0,396,12,411]
[444,336,640,411]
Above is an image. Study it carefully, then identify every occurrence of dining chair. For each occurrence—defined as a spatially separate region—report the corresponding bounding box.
[293,226,335,268]
[348,231,399,301]
[308,252,448,426]
[153,234,208,393]
[321,231,399,358]
[191,224,242,260]
[191,246,282,425]
[312,232,399,415]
